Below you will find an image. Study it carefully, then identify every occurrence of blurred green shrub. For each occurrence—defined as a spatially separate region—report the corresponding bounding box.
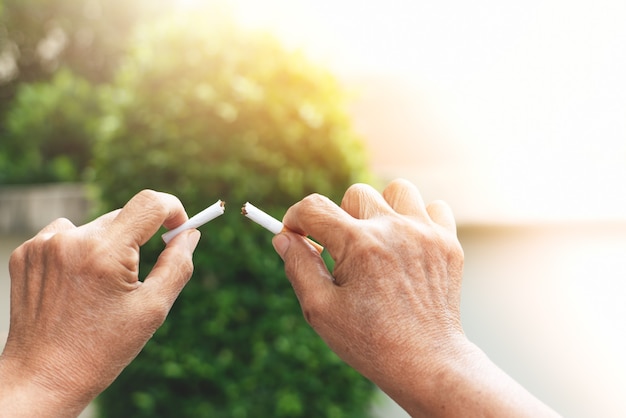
[0,69,101,183]
[95,14,374,418]
[0,0,173,113]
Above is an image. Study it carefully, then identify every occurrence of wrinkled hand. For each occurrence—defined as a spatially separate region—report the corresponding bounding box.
[273,179,464,394]
[0,190,200,416]
[273,179,561,417]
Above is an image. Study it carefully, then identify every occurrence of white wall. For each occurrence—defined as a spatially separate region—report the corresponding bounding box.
[459,223,626,417]
[0,184,92,235]
[0,235,27,348]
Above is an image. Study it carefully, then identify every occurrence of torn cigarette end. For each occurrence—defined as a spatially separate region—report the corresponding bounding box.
[241,202,283,234]
[162,199,225,244]
[242,202,324,254]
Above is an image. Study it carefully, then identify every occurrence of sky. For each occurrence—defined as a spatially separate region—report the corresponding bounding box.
[198,0,626,223]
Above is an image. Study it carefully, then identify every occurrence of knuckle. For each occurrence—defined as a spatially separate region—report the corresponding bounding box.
[387,178,414,191]
[134,189,169,221]
[9,230,82,278]
[38,217,75,234]
[48,232,93,274]
[342,183,376,204]
[51,217,75,229]
[301,193,327,207]
[135,189,164,212]
[45,233,66,257]
[136,188,159,201]
[132,189,184,225]
[343,183,368,197]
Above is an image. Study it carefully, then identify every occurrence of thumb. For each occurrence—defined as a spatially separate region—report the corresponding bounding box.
[142,229,200,312]
[273,232,335,327]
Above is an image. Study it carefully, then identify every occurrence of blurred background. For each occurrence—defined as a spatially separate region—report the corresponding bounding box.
[1,0,626,417]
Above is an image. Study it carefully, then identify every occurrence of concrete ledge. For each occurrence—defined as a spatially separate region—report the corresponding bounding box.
[0,183,92,235]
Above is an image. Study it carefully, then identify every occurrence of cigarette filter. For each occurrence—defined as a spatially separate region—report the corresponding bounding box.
[162,200,225,244]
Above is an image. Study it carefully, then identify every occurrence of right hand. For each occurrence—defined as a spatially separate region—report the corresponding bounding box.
[273,179,560,417]
[273,180,465,404]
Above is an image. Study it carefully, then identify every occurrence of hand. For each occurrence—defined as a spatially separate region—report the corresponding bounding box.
[273,179,560,417]
[0,190,200,417]
[273,179,464,405]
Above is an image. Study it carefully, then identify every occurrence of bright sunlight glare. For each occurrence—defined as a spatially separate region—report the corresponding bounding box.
[226,0,626,223]
[215,6,626,416]
[172,0,206,11]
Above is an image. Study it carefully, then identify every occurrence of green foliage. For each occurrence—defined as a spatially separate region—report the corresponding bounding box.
[0,0,182,144]
[0,0,170,84]
[0,0,174,183]
[95,14,373,418]
[0,68,100,183]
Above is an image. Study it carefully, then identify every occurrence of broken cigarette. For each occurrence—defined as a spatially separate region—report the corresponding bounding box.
[162,200,225,244]
[242,202,324,254]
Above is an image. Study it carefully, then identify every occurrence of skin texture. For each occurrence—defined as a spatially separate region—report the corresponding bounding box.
[0,180,560,417]
[273,179,561,417]
[0,190,200,417]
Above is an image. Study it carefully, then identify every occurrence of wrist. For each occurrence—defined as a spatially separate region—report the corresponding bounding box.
[375,335,560,418]
[0,353,90,417]
[373,331,475,416]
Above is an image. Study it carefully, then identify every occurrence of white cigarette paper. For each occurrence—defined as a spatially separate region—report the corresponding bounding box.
[242,202,324,253]
[162,200,225,244]
[241,202,284,234]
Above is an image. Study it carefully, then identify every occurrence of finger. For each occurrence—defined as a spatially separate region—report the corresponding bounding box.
[426,200,457,234]
[282,193,357,260]
[382,178,430,221]
[111,190,189,246]
[273,231,335,329]
[141,229,200,309]
[340,183,394,219]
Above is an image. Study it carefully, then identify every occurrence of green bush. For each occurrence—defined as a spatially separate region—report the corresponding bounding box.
[0,69,101,184]
[95,15,374,418]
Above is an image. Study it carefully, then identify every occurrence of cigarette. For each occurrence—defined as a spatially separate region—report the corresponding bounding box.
[162,200,225,244]
[242,202,324,254]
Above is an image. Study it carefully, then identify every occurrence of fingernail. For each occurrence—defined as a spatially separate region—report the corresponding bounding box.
[187,229,201,251]
[272,233,291,259]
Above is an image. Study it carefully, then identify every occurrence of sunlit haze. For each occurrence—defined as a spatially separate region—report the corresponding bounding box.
[224,0,626,223]
[217,2,626,417]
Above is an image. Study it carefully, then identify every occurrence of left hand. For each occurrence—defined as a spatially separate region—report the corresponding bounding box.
[0,190,200,417]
